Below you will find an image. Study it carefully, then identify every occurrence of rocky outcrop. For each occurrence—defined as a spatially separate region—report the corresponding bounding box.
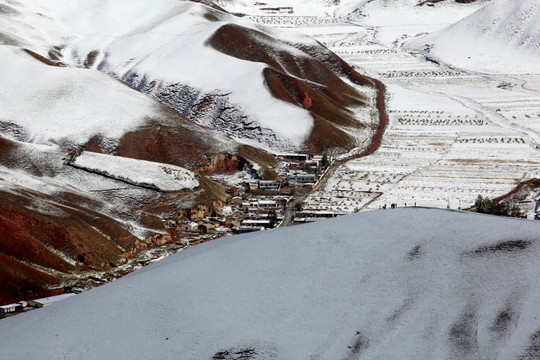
[194,153,247,175]
[175,203,221,221]
[123,233,174,258]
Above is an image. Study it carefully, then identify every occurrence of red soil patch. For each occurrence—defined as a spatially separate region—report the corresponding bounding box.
[113,121,215,169]
[0,215,71,272]
[263,68,363,128]
[0,191,142,267]
[0,252,62,305]
[194,153,247,175]
[23,49,60,67]
[492,179,540,204]
[207,23,377,154]
[263,68,360,153]
[0,189,150,304]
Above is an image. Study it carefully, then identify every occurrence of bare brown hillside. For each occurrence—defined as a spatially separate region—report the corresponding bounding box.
[207,23,376,153]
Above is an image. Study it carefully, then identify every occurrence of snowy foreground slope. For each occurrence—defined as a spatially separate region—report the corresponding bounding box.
[404,0,540,73]
[2,209,540,359]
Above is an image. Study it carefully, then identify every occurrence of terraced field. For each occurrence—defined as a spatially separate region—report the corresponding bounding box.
[277,23,540,215]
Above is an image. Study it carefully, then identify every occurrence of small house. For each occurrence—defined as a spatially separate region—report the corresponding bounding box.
[292,173,317,183]
[241,219,271,228]
[277,153,311,162]
[258,200,277,209]
[198,224,210,234]
[214,227,232,234]
[248,182,259,191]
[258,181,281,191]
[181,222,199,232]
[0,303,20,313]
[27,293,76,308]
[236,226,265,233]
[231,196,244,203]
[197,222,219,234]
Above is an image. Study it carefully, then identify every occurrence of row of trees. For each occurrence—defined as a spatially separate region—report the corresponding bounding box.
[474,195,522,218]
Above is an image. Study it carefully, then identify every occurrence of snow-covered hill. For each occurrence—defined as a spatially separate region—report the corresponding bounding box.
[0,42,257,304]
[0,46,162,147]
[404,0,540,73]
[336,0,490,46]
[4,0,376,153]
[2,208,540,359]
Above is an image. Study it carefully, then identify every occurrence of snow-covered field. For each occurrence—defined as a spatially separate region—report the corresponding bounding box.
[254,0,540,215]
[2,209,540,359]
[208,0,540,215]
[71,151,199,192]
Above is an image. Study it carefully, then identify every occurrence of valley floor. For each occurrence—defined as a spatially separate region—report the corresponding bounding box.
[246,14,540,217]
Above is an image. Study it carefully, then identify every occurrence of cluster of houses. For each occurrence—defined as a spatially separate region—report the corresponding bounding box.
[177,196,287,237]
[293,210,347,224]
[0,293,76,315]
[236,198,287,232]
[278,153,329,186]
[174,153,333,241]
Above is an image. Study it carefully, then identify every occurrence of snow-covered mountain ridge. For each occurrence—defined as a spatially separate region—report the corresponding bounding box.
[404,0,540,73]
[1,209,540,359]
[3,0,376,153]
[334,0,491,47]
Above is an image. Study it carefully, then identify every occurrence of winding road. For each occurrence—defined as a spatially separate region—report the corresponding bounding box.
[281,76,388,227]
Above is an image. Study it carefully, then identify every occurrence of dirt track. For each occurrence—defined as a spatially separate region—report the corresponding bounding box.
[337,76,388,164]
[281,76,388,226]
[493,178,540,204]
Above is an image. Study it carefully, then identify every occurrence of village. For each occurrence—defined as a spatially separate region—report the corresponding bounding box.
[168,141,540,248]
[170,152,342,245]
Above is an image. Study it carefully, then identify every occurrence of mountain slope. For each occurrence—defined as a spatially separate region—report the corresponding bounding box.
[403,0,540,73]
[335,0,489,26]
[335,0,490,47]
[0,45,268,303]
[2,209,540,359]
[4,0,376,153]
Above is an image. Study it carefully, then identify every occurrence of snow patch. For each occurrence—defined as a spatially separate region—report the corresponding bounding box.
[71,151,199,192]
[403,0,540,74]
